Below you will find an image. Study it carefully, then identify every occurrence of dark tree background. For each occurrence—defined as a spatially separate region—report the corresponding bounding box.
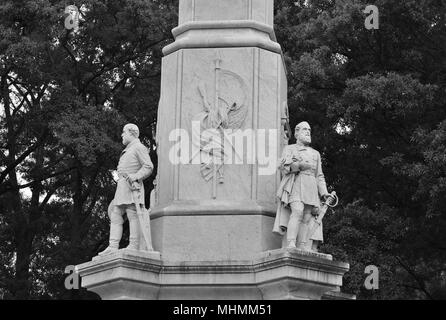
[275,0,446,299]
[0,0,445,299]
[0,0,176,299]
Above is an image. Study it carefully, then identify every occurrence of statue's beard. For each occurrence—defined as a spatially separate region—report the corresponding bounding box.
[299,135,311,145]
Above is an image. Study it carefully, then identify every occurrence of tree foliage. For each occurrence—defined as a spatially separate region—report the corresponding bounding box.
[0,0,176,299]
[0,0,445,299]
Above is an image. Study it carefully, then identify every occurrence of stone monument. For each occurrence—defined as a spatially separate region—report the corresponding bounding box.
[76,0,354,300]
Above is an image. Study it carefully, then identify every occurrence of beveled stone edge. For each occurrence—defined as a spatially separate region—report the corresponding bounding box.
[171,20,277,42]
[76,248,352,299]
[81,277,163,297]
[77,248,349,279]
[254,253,350,277]
[163,20,282,56]
[77,251,163,277]
[258,247,334,261]
[150,199,276,219]
[322,290,357,300]
[91,249,161,263]
[163,38,281,56]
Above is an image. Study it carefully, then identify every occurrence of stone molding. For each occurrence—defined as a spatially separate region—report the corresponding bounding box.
[150,199,276,219]
[77,248,352,300]
[163,20,281,56]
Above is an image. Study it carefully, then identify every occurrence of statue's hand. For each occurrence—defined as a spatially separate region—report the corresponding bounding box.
[126,173,138,183]
[322,194,332,204]
[298,161,311,171]
[290,161,300,173]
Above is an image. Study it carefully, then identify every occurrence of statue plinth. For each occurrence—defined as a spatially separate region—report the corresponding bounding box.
[77,248,353,300]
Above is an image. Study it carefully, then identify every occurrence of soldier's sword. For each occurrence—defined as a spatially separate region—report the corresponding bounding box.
[124,174,154,251]
[308,191,338,240]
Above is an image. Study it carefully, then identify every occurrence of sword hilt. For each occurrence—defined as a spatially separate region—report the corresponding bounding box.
[122,173,142,192]
[324,191,339,208]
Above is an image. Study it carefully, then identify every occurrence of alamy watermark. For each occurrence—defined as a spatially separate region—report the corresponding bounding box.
[364,5,379,30]
[168,121,279,176]
[64,5,80,32]
[293,3,379,30]
[364,265,379,290]
[64,265,80,290]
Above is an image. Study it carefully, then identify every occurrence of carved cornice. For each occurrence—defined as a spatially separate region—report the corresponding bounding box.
[163,20,282,56]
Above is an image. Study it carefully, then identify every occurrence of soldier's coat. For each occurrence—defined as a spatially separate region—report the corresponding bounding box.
[113,138,154,206]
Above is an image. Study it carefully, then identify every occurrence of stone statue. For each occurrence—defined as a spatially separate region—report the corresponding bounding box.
[99,124,154,255]
[273,121,330,251]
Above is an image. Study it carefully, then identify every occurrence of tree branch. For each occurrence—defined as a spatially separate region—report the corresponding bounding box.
[0,166,75,195]
[38,179,69,211]
[394,255,434,300]
[0,133,47,184]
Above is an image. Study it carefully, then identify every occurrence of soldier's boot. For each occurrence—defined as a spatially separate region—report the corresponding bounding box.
[311,241,319,252]
[125,211,140,251]
[286,239,297,248]
[281,232,289,248]
[297,222,310,251]
[98,222,122,255]
[304,239,313,251]
[286,211,300,248]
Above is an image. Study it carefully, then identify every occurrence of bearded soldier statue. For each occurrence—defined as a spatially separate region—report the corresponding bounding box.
[99,123,154,255]
[273,121,331,251]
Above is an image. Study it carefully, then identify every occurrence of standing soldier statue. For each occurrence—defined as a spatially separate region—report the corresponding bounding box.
[99,124,154,255]
[273,121,333,251]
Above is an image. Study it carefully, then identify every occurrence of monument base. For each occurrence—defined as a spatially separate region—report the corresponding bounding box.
[76,248,354,300]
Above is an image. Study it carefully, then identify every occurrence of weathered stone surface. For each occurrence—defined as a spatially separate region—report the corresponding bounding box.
[178,0,274,26]
[76,248,351,300]
[155,45,287,260]
[79,249,162,300]
[163,0,277,55]
[151,207,281,261]
[322,290,357,300]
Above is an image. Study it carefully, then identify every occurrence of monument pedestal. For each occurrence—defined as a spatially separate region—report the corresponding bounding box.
[76,248,353,300]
